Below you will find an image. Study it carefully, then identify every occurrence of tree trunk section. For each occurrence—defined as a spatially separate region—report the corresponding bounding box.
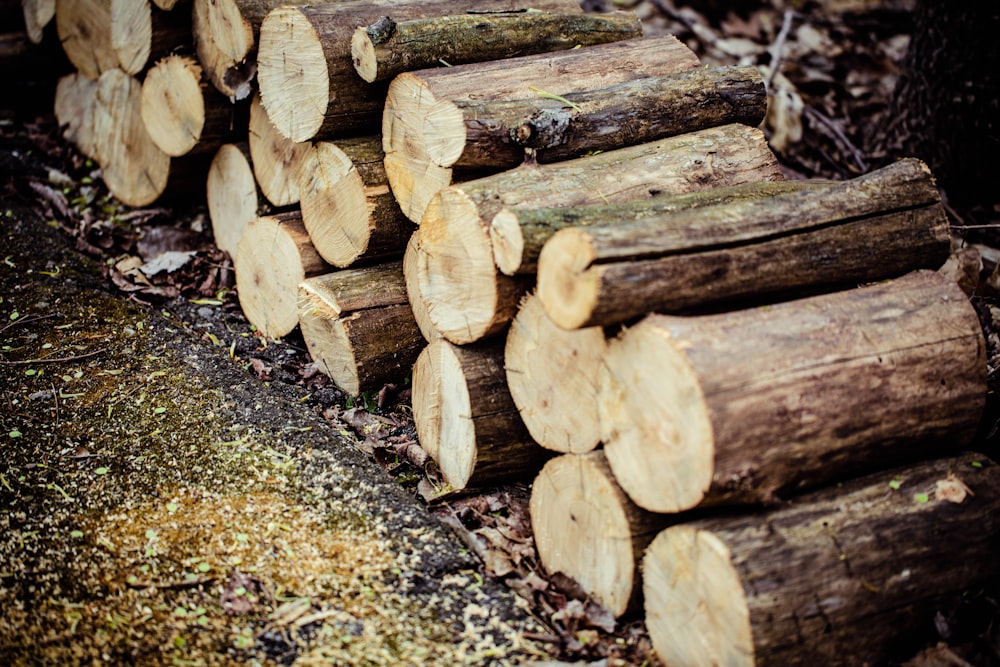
[256,0,583,144]
[505,291,606,454]
[643,454,1000,667]
[383,34,700,223]
[54,70,98,158]
[234,211,331,338]
[537,158,952,330]
[436,65,765,171]
[207,141,273,256]
[248,92,311,207]
[351,11,641,84]
[531,451,669,619]
[299,136,413,268]
[411,337,548,490]
[403,230,441,343]
[492,179,820,276]
[415,124,784,344]
[22,0,55,43]
[298,262,423,396]
[599,270,986,514]
[141,54,248,157]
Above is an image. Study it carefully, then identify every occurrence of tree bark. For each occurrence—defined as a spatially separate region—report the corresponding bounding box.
[298,261,423,396]
[411,337,548,490]
[248,92,312,207]
[256,0,583,144]
[413,124,784,345]
[140,54,248,157]
[298,136,413,268]
[531,451,669,618]
[536,158,952,330]
[643,454,1000,667]
[234,211,331,338]
[351,11,641,83]
[599,270,986,514]
[383,34,701,223]
[432,65,766,171]
[492,179,819,276]
[505,291,606,454]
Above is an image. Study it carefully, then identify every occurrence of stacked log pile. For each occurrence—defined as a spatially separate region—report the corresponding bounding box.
[29,1,999,663]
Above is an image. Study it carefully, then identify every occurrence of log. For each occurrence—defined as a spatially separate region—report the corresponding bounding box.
[350,11,641,84]
[140,54,248,157]
[530,451,670,618]
[298,136,412,268]
[492,179,820,277]
[412,124,784,344]
[403,230,441,343]
[207,142,266,256]
[537,158,953,330]
[247,92,311,207]
[91,68,172,207]
[298,261,424,396]
[55,0,187,79]
[191,0,317,100]
[234,211,331,338]
[598,270,987,514]
[411,337,548,490]
[643,454,1000,667]
[504,291,606,454]
[22,0,55,43]
[383,34,701,223]
[428,65,767,171]
[54,70,98,158]
[256,0,583,143]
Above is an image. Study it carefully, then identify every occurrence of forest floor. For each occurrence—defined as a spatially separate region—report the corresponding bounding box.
[2,0,1000,665]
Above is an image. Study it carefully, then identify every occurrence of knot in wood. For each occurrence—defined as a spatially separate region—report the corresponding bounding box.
[512,108,571,150]
[366,16,397,45]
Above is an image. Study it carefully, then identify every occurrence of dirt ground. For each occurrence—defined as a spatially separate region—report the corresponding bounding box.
[2,0,1000,665]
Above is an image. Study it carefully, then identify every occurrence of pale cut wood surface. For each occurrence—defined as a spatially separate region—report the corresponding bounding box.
[22,0,55,43]
[413,124,783,344]
[248,92,311,207]
[599,270,987,513]
[234,211,331,338]
[531,451,669,618]
[383,34,700,223]
[644,454,1000,667]
[536,157,952,329]
[505,292,606,454]
[351,11,641,83]
[54,71,98,159]
[207,142,263,256]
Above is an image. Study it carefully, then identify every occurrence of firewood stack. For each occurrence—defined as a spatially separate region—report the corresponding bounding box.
[31,0,999,663]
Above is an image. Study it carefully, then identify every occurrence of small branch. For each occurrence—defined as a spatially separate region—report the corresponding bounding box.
[0,348,108,365]
[804,106,868,172]
[766,10,797,90]
[0,313,61,335]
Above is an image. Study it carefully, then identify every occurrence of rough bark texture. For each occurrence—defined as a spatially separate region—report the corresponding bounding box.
[411,337,548,490]
[141,54,248,157]
[492,179,820,276]
[437,65,766,170]
[413,124,783,345]
[351,11,641,83]
[247,92,311,207]
[383,34,700,223]
[644,454,1000,667]
[298,262,423,396]
[599,270,987,514]
[531,451,669,618]
[536,158,952,329]
[257,0,580,144]
[505,291,606,454]
[299,136,412,268]
[233,211,331,338]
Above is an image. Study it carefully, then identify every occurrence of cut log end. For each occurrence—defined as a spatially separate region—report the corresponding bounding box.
[417,189,502,344]
[141,55,206,157]
[490,208,525,276]
[535,227,601,330]
[257,6,328,143]
[383,150,454,225]
[599,319,714,513]
[299,142,370,267]
[298,287,360,396]
[192,0,253,99]
[423,99,467,169]
[207,143,257,257]
[412,339,476,486]
[350,25,379,83]
[506,292,606,453]
[530,453,647,618]
[643,526,754,667]
[248,93,311,207]
[404,231,442,342]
